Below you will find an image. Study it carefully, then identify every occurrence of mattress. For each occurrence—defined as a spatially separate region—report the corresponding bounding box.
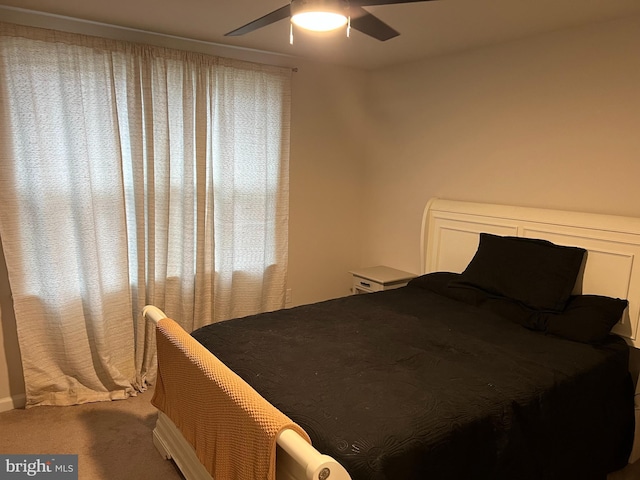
[192,282,634,480]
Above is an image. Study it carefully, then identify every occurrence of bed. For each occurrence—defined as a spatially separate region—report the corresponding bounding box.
[143,198,640,480]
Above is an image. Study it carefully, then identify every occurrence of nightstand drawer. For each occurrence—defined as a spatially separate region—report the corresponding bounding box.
[352,276,385,293]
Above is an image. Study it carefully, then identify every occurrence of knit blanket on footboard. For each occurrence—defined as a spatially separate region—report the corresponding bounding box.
[152,317,311,480]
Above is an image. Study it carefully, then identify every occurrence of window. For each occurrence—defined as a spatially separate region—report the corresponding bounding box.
[0,23,291,405]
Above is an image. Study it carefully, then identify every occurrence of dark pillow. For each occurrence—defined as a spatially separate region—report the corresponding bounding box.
[453,233,586,311]
[445,281,533,324]
[539,295,628,344]
[410,273,541,327]
[455,289,627,345]
[408,272,502,306]
[409,271,625,345]
[407,272,459,296]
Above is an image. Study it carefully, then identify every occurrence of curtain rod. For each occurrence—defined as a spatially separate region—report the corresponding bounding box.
[0,6,299,71]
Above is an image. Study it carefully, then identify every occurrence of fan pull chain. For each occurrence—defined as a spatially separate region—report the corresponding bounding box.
[347,16,351,38]
[290,23,294,44]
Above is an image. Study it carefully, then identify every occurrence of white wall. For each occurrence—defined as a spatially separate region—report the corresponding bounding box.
[288,61,368,306]
[361,15,640,274]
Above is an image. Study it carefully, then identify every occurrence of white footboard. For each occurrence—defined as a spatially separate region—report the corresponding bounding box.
[143,305,351,480]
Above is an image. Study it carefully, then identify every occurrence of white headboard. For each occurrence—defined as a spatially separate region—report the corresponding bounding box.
[421,198,640,347]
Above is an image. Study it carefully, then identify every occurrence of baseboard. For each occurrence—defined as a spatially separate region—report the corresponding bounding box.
[0,393,26,412]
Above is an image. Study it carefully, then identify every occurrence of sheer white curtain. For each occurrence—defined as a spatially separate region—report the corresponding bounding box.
[0,23,290,407]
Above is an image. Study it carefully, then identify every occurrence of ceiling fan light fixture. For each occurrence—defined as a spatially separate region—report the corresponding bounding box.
[291,12,348,31]
[290,0,349,32]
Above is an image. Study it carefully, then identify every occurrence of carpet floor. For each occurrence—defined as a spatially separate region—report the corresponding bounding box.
[0,388,184,479]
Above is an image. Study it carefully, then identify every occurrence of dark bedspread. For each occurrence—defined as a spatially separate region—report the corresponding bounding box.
[191,284,634,480]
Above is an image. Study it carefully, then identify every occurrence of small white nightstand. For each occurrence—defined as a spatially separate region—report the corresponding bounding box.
[349,266,417,294]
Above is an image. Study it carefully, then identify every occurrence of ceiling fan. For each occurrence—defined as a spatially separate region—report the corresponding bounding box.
[225,0,438,42]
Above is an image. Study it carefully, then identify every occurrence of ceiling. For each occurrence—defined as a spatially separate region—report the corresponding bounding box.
[2,0,640,70]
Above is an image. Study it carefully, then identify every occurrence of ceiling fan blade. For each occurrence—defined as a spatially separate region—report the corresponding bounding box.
[349,6,399,41]
[352,0,437,6]
[225,5,291,36]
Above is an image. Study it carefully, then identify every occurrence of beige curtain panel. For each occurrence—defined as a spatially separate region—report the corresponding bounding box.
[0,23,291,407]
